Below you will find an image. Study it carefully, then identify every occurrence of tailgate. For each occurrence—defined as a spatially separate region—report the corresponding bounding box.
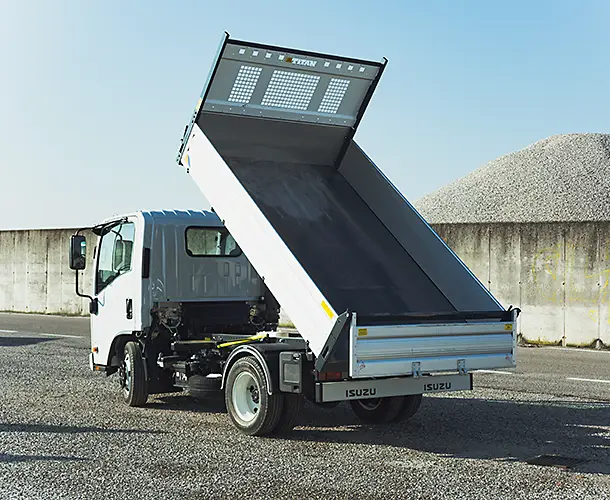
[350,310,517,378]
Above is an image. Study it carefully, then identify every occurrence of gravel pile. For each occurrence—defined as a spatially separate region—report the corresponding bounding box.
[414,133,610,223]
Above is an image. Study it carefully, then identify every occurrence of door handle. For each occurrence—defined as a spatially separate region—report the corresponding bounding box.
[126,298,133,319]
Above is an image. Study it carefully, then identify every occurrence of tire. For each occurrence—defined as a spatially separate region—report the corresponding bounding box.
[272,393,303,435]
[225,356,282,436]
[188,374,223,400]
[120,341,148,407]
[396,394,423,421]
[350,396,410,424]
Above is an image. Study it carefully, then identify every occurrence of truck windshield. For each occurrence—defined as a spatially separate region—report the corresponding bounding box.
[185,227,241,257]
[96,222,135,294]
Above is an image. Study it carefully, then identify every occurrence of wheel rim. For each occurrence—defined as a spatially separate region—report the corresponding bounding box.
[357,398,381,411]
[231,371,261,424]
[122,352,132,395]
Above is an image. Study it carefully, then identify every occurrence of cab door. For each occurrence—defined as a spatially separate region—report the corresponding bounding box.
[90,220,137,366]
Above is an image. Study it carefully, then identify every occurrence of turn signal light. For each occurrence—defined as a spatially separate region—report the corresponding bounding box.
[91,347,98,353]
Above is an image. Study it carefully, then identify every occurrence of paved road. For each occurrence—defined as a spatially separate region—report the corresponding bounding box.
[476,345,610,401]
[2,313,608,400]
[0,313,609,499]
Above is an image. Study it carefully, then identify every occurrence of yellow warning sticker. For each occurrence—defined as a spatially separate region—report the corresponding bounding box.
[504,324,513,331]
[321,301,334,319]
[358,328,368,337]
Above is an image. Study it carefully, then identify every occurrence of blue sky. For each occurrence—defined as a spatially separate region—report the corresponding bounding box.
[1,0,609,229]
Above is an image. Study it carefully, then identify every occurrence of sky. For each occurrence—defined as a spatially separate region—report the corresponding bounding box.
[1,0,609,229]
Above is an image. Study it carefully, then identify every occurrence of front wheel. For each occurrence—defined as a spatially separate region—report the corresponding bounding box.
[119,341,148,407]
[225,356,283,436]
[350,394,422,423]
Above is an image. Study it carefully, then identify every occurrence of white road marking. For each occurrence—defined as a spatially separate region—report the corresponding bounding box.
[567,377,610,384]
[0,329,83,339]
[474,369,515,375]
[38,333,84,339]
[538,347,610,355]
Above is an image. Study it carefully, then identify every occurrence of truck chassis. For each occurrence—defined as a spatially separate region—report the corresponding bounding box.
[91,325,472,435]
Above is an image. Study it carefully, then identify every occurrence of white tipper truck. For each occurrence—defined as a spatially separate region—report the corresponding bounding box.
[69,34,520,436]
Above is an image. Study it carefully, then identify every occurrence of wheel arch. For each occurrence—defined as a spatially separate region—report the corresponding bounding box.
[107,333,141,367]
[221,346,274,395]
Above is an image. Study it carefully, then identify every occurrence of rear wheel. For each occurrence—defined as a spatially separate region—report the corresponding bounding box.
[119,341,148,407]
[396,394,422,420]
[225,356,282,436]
[272,393,303,434]
[350,395,422,423]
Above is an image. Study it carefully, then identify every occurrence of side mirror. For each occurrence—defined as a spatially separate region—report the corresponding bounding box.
[69,235,87,270]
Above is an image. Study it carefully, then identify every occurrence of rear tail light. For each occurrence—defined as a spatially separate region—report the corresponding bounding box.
[317,371,343,381]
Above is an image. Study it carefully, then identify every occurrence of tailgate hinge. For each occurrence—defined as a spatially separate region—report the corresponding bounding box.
[412,361,421,378]
[457,359,467,375]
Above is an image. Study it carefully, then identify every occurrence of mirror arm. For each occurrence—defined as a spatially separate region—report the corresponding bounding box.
[74,228,94,303]
[75,266,94,302]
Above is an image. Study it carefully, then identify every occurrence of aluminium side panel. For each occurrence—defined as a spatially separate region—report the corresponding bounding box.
[338,142,502,312]
[185,124,337,355]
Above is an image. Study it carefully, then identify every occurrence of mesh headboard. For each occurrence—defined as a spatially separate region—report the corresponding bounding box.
[178,33,387,166]
[198,36,385,127]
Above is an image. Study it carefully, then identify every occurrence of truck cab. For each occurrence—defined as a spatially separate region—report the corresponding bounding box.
[70,211,280,400]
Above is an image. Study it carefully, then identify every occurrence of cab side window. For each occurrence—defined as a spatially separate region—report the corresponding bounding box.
[185,227,241,257]
[96,222,135,294]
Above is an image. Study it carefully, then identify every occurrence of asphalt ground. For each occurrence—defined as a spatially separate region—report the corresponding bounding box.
[0,313,609,499]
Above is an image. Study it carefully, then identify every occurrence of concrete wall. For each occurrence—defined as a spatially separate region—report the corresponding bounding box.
[0,228,292,324]
[433,222,610,346]
[1,223,608,345]
[0,229,93,315]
